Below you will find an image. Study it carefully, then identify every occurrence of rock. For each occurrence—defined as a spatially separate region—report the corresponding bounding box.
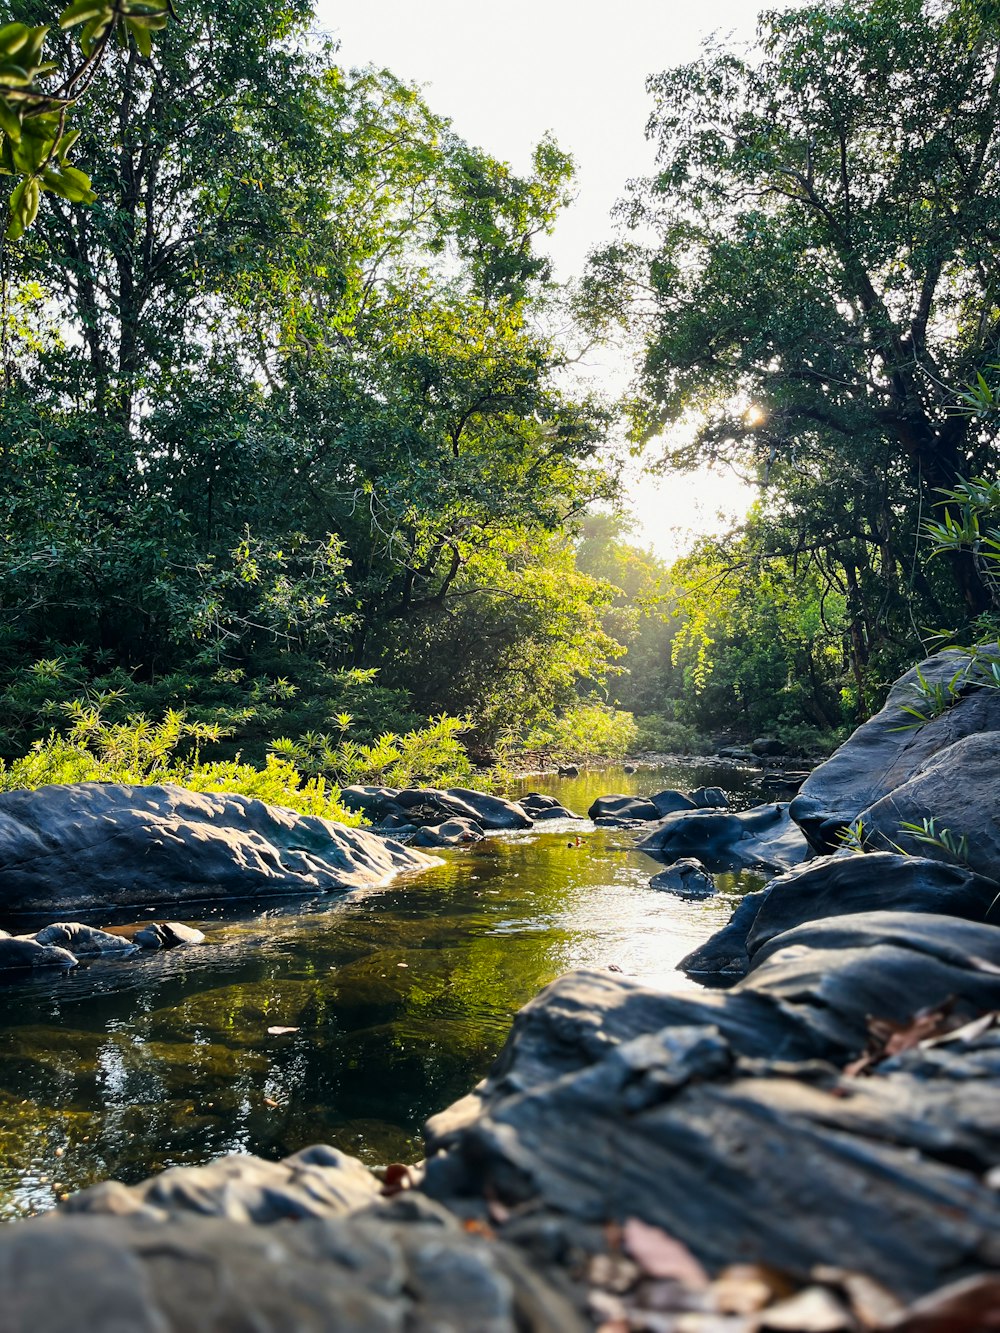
[33,922,139,957]
[682,853,998,981]
[133,921,206,949]
[790,646,1000,853]
[637,803,810,873]
[338,785,402,819]
[689,786,729,809]
[64,1144,381,1223]
[679,889,769,979]
[556,764,579,776]
[649,788,698,817]
[859,732,1000,880]
[623,763,637,774]
[748,853,997,960]
[411,818,485,847]
[445,788,533,830]
[648,858,715,897]
[752,737,786,756]
[0,782,437,912]
[587,794,660,822]
[0,937,78,973]
[0,1207,584,1332]
[519,794,580,820]
[422,957,1000,1301]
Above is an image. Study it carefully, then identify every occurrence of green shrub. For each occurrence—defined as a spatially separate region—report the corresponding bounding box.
[633,715,711,755]
[526,701,638,761]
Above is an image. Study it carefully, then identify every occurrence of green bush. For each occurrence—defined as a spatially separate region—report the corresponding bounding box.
[526,700,638,761]
[633,715,711,756]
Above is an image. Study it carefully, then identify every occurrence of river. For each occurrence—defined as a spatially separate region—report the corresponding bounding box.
[0,760,765,1219]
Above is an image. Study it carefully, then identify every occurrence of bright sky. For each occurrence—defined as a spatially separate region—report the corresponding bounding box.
[316,0,768,560]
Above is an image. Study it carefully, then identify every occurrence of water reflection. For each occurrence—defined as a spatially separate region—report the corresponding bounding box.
[0,762,764,1218]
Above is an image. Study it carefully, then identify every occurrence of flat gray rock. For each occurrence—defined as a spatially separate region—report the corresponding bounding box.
[0,937,78,973]
[648,857,715,896]
[33,922,138,957]
[0,782,437,912]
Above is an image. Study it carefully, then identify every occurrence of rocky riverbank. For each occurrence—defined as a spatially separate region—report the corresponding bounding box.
[1,648,999,1329]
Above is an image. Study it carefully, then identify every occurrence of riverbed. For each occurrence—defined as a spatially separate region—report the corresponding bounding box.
[0,761,764,1219]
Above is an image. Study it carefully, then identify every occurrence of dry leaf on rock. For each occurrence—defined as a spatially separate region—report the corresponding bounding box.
[623,1218,710,1287]
[845,1001,960,1076]
[712,1265,795,1315]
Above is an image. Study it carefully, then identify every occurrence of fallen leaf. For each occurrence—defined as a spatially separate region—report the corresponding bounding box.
[845,1000,961,1076]
[623,1217,710,1288]
[757,1285,856,1331]
[883,1274,1000,1332]
[263,1096,281,1108]
[380,1162,412,1197]
[266,1025,299,1035]
[812,1265,902,1327]
[920,1010,998,1049]
[462,1217,495,1238]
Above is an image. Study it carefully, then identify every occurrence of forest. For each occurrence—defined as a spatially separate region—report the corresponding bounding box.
[1,0,999,793]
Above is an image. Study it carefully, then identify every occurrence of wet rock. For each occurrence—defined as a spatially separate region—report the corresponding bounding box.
[752,737,786,756]
[790,646,1000,853]
[859,732,1000,880]
[520,794,580,820]
[445,788,533,830]
[133,921,206,949]
[587,794,660,822]
[411,818,485,847]
[0,937,78,973]
[0,1207,584,1332]
[0,782,437,912]
[637,803,809,873]
[648,858,715,897]
[689,786,729,809]
[649,788,698,817]
[34,922,139,957]
[64,1144,381,1223]
[556,764,579,777]
[679,889,769,979]
[682,853,998,981]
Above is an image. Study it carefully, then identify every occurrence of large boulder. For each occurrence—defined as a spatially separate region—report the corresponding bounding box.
[0,783,437,913]
[446,787,533,830]
[0,936,78,973]
[649,788,697,817]
[681,852,998,980]
[636,802,809,873]
[859,731,1000,880]
[33,922,138,957]
[411,817,484,848]
[587,793,660,822]
[790,647,1000,852]
[422,936,1000,1300]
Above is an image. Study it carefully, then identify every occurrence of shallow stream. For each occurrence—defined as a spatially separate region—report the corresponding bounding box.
[0,761,765,1219]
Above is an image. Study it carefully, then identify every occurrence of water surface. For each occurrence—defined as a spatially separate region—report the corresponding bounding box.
[0,761,764,1218]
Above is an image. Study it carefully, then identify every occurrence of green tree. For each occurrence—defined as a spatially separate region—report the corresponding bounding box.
[588,0,1000,630]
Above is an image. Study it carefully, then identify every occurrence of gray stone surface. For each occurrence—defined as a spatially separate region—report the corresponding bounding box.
[411,817,485,847]
[860,731,1000,880]
[0,937,78,973]
[0,782,437,912]
[64,1144,382,1223]
[688,785,729,809]
[33,922,138,956]
[587,793,660,822]
[421,951,1000,1301]
[790,647,1000,852]
[648,857,715,897]
[0,1207,584,1332]
[637,802,810,872]
[649,788,698,817]
[133,921,206,949]
[681,853,998,980]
